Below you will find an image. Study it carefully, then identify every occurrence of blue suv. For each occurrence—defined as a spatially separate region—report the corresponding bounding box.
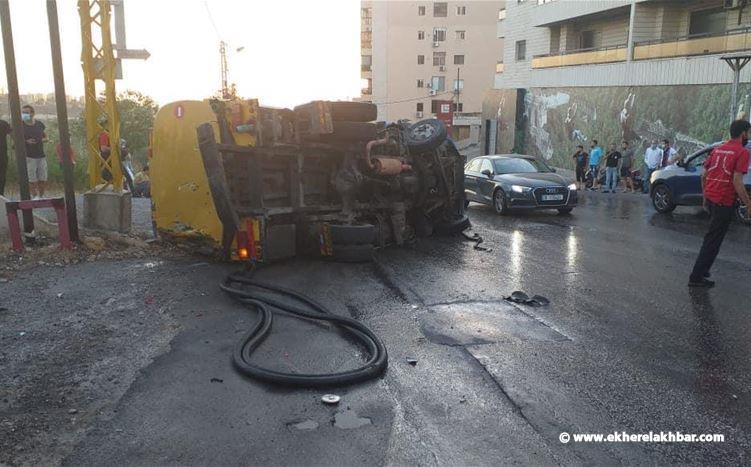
[649,143,751,225]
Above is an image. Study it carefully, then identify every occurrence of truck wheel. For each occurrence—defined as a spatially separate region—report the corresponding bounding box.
[330,102,377,122]
[434,214,471,235]
[406,119,447,153]
[330,223,377,245]
[332,244,374,263]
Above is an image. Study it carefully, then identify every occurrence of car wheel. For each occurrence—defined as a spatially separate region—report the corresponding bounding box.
[557,208,573,215]
[651,184,676,213]
[406,119,447,153]
[493,188,508,215]
[329,223,376,245]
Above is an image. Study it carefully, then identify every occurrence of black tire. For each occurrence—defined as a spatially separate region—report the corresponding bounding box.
[330,223,376,245]
[493,188,508,215]
[651,183,676,213]
[434,214,471,235]
[406,119,447,152]
[558,208,573,215]
[332,243,374,263]
[330,102,377,122]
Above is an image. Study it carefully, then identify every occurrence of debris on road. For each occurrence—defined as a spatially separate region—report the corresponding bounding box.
[461,231,492,252]
[321,394,341,405]
[406,357,418,366]
[504,291,550,307]
[210,378,223,383]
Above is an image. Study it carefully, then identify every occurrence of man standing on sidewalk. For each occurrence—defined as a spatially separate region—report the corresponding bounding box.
[688,119,751,288]
[589,140,603,191]
[572,145,588,190]
[643,140,662,193]
[603,143,621,193]
[620,140,636,193]
[21,105,48,199]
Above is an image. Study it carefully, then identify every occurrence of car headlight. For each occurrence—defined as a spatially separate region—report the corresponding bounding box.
[511,185,532,193]
[568,183,577,191]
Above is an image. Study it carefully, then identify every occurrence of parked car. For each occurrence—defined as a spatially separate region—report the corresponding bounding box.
[464,154,578,215]
[649,143,751,225]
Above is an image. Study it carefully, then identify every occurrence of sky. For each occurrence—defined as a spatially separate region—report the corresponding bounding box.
[0,0,362,108]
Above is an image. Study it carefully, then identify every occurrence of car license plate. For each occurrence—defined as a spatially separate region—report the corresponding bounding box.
[542,194,564,201]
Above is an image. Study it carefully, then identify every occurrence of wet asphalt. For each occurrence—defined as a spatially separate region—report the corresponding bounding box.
[5,190,751,465]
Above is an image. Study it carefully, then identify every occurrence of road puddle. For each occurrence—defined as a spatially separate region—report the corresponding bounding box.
[333,408,372,429]
[287,419,319,431]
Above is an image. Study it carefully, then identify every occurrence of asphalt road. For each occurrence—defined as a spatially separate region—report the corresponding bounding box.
[2,191,750,465]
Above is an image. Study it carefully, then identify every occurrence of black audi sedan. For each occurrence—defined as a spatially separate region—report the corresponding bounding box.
[464,154,578,215]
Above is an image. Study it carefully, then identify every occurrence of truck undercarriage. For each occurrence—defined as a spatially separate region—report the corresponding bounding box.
[192,99,467,262]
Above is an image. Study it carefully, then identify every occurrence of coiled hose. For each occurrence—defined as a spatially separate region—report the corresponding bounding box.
[220,270,389,387]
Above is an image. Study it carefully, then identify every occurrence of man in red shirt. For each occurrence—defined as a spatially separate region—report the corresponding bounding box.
[689,119,751,287]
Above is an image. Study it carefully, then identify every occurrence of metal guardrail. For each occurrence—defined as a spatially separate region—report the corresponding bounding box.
[532,43,628,68]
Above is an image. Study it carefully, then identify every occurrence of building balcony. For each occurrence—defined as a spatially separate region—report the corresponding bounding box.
[532,44,627,69]
[634,27,751,61]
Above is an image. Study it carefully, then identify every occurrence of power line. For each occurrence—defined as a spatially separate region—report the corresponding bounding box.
[372,91,453,105]
[203,1,221,40]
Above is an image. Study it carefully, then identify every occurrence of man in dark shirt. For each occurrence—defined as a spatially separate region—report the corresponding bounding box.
[689,119,751,287]
[22,105,47,199]
[572,145,588,190]
[603,143,621,193]
[0,119,11,196]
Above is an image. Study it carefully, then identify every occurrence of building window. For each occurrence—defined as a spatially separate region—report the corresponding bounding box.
[537,0,556,4]
[456,6,466,15]
[418,54,425,65]
[458,103,463,112]
[361,55,372,71]
[418,30,425,40]
[433,28,447,42]
[417,79,424,88]
[453,79,464,91]
[418,5,426,15]
[498,8,506,20]
[453,54,465,65]
[496,61,504,73]
[417,102,424,112]
[434,2,447,17]
[431,76,446,92]
[689,8,726,37]
[433,52,446,66]
[431,100,445,113]
[580,30,595,50]
[515,40,526,61]
[456,30,466,40]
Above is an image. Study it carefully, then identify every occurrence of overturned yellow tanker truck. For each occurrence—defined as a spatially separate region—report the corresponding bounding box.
[150,98,468,263]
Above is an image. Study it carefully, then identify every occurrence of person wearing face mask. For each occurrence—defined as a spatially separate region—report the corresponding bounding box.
[688,119,751,287]
[643,139,662,193]
[21,105,48,199]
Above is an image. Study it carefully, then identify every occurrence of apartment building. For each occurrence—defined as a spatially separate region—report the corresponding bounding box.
[485,0,751,168]
[360,1,504,141]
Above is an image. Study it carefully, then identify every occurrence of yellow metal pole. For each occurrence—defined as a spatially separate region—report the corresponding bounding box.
[78,0,122,191]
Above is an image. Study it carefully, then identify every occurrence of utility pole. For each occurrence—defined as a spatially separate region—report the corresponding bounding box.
[47,0,79,242]
[220,40,229,98]
[0,0,33,234]
[453,67,461,137]
[721,53,751,123]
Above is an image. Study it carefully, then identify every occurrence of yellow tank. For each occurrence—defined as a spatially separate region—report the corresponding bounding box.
[150,100,223,244]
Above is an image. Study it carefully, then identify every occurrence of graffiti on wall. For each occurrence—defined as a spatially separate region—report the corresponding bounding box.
[521,84,751,169]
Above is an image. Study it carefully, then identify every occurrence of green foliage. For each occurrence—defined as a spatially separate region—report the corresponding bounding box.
[3,90,158,190]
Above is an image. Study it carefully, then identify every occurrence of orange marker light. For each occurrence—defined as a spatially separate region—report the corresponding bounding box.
[238,248,249,260]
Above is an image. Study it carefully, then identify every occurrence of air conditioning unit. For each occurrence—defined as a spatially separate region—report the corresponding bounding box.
[416,111,424,118]
[433,41,441,47]
[725,0,747,9]
[429,90,438,96]
[439,65,446,72]
[426,82,432,88]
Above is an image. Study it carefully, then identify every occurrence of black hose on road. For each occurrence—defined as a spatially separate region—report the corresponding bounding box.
[221,269,388,387]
